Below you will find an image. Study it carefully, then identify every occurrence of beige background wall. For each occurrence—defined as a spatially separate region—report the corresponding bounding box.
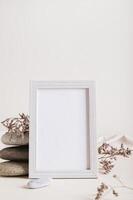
[0,0,133,136]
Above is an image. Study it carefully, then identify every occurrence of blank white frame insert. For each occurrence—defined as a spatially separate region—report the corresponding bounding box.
[29,81,97,178]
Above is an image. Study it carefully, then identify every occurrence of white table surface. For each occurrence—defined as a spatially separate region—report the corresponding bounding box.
[0,137,133,200]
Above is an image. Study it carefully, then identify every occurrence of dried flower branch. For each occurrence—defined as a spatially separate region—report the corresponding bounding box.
[95,181,119,200]
[95,183,108,200]
[1,113,29,138]
[94,174,133,200]
[92,143,133,199]
[98,143,132,174]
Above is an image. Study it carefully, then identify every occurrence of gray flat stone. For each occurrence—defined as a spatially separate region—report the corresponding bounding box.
[1,131,29,145]
[0,146,28,161]
[0,161,28,176]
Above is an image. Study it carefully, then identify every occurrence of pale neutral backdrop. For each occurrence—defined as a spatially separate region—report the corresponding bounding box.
[0,0,133,136]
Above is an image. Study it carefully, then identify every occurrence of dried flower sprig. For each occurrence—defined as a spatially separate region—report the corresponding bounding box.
[98,143,132,174]
[94,174,133,200]
[92,143,133,199]
[95,183,108,200]
[95,181,119,200]
[1,113,29,138]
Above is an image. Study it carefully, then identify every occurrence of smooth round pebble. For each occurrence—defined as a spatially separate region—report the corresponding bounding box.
[1,132,29,145]
[0,146,28,161]
[0,161,28,176]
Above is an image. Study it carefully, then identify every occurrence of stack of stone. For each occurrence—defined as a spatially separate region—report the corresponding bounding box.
[0,114,29,177]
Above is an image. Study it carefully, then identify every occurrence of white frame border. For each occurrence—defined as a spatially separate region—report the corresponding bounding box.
[29,81,97,179]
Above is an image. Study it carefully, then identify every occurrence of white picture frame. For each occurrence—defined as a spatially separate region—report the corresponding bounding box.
[29,81,97,179]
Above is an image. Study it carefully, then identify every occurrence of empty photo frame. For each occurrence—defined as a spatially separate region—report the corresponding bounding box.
[29,81,97,178]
